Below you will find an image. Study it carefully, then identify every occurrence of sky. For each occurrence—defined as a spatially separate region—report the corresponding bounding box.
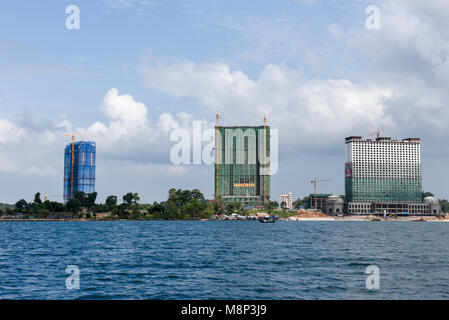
[1,0,449,204]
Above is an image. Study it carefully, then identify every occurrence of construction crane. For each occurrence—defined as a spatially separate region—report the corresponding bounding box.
[310,178,332,210]
[65,134,76,200]
[263,114,267,205]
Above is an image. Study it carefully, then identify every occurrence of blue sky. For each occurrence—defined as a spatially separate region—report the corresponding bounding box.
[1,0,449,204]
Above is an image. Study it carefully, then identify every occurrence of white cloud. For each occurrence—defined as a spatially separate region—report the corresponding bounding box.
[349,0,449,71]
[141,59,395,150]
[139,0,449,152]
[94,87,150,140]
[0,88,203,181]
[0,119,26,143]
[157,112,179,133]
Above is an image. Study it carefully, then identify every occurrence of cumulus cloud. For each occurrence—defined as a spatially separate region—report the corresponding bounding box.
[0,88,209,180]
[140,59,395,154]
[90,87,151,140]
[0,119,25,143]
[0,86,216,202]
[334,0,449,141]
[139,0,449,155]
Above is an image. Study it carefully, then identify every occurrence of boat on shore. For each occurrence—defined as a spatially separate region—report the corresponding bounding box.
[259,216,277,223]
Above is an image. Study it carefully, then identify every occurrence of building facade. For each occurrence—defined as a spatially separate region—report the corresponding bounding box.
[345,136,422,203]
[215,125,270,206]
[344,135,439,215]
[64,141,96,201]
[279,192,293,209]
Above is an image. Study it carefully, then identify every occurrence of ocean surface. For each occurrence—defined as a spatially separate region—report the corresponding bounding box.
[1,220,449,299]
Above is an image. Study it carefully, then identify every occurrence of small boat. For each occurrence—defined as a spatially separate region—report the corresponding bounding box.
[259,216,276,223]
[413,218,426,222]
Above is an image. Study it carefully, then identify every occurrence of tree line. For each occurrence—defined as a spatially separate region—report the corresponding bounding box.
[1,188,259,220]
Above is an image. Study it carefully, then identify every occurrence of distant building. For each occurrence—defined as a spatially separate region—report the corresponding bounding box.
[64,141,96,201]
[215,124,270,206]
[279,192,293,209]
[344,135,439,216]
[345,135,421,203]
[308,194,332,211]
[323,195,344,215]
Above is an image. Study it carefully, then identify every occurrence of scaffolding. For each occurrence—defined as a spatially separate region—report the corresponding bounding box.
[63,141,96,201]
[215,123,270,206]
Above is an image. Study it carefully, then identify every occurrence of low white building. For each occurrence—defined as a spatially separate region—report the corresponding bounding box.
[279,192,293,209]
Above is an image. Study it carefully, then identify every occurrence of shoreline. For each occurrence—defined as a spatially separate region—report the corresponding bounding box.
[1,217,448,222]
[286,216,449,222]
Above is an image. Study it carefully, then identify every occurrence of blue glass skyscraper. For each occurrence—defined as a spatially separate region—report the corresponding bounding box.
[63,141,96,201]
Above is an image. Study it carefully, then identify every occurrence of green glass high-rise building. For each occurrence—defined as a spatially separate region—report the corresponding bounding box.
[215,125,270,206]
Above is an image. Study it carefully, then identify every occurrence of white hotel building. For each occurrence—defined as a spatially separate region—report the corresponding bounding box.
[344,135,441,216]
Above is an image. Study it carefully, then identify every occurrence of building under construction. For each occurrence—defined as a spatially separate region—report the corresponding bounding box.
[308,194,332,211]
[215,118,270,206]
[63,141,96,201]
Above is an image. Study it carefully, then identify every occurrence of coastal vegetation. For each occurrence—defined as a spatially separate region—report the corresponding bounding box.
[2,190,446,220]
[0,188,264,220]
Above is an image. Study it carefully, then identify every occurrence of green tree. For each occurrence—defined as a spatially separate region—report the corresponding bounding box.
[133,193,140,204]
[181,189,192,205]
[34,192,42,204]
[293,196,310,209]
[66,198,81,213]
[441,199,449,213]
[123,192,140,206]
[106,195,118,207]
[111,207,120,218]
[87,192,97,208]
[74,191,86,207]
[213,197,225,215]
[164,200,179,219]
[236,202,247,215]
[280,201,286,209]
[123,192,134,205]
[191,189,205,200]
[264,201,275,214]
[423,192,435,199]
[15,199,28,210]
[225,202,239,215]
[199,202,215,219]
[182,199,203,219]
